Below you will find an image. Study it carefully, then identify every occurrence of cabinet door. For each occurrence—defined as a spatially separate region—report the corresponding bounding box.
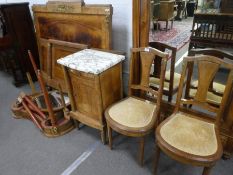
[70,71,102,122]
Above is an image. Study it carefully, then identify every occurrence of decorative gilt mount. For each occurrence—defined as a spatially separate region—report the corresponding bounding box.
[47,0,85,13]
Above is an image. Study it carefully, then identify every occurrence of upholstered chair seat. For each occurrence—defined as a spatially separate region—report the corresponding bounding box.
[108,97,156,129]
[189,89,222,105]
[190,80,225,105]
[150,71,180,91]
[158,112,218,156]
[192,80,225,94]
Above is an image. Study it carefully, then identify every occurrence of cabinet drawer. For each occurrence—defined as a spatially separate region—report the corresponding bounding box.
[69,69,95,80]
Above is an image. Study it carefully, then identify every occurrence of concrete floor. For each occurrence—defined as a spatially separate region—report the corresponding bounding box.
[0,51,233,175]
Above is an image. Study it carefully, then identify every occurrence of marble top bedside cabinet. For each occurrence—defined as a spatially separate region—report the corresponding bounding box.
[58,49,125,143]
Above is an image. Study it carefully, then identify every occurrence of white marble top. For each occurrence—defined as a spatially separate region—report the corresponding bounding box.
[57,49,125,75]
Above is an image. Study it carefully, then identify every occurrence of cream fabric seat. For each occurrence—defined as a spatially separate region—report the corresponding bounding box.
[150,71,180,91]
[108,97,156,128]
[160,112,217,156]
[192,80,225,94]
[189,89,222,105]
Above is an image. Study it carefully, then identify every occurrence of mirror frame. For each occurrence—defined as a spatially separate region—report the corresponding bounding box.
[131,0,151,90]
[132,0,150,48]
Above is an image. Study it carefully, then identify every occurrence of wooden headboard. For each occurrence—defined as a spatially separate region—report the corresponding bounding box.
[32,1,113,90]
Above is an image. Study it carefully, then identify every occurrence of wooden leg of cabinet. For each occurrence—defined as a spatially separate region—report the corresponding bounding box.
[101,126,106,145]
[73,119,79,130]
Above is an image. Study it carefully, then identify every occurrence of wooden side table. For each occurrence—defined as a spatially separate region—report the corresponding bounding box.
[58,49,125,143]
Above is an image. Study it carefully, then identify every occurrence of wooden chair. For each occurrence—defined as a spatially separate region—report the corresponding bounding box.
[151,0,160,31]
[24,50,74,137]
[181,0,187,19]
[154,55,233,175]
[159,0,175,31]
[174,0,187,20]
[105,47,169,166]
[149,42,180,102]
[186,48,233,106]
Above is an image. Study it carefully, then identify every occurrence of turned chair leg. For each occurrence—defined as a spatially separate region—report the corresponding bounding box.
[166,21,168,32]
[202,166,213,175]
[154,144,161,175]
[107,124,113,149]
[139,137,145,166]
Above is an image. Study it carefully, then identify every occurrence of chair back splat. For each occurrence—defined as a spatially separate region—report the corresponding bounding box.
[186,48,233,104]
[129,47,169,103]
[175,55,233,126]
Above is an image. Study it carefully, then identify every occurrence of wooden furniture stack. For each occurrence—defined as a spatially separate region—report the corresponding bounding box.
[32,1,112,90]
[58,49,125,143]
[0,3,39,85]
